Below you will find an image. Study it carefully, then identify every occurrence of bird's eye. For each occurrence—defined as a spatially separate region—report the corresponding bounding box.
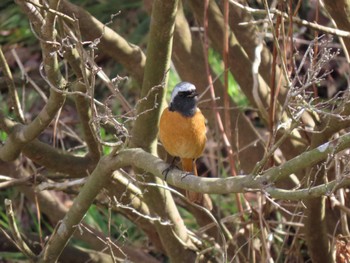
[178,90,196,98]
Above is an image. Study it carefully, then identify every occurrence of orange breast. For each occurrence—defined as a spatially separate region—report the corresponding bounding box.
[159,108,206,159]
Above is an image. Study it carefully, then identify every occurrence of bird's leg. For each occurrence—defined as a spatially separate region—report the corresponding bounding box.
[192,159,198,176]
[180,158,195,180]
[162,156,179,181]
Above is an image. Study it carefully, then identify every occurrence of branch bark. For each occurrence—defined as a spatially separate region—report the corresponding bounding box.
[23,128,350,262]
[37,157,114,262]
[313,0,350,56]
[115,130,350,198]
[59,0,146,85]
[130,0,197,262]
[1,0,67,162]
[172,1,265,173]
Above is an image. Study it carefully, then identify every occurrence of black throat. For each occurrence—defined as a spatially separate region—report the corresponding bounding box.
[169,93,197,117]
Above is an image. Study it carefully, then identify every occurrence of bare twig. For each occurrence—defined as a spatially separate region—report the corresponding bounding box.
[230,0,350,38]
[36,178,87,191]
[0,175,41,190]
[0,47,25,122]
[5,199,37,261]
[114,132,350,198]
[24,0,75,22]
[202,0,243,217]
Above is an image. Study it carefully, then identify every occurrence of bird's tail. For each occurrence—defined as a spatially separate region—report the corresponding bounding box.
[181,158,212,210]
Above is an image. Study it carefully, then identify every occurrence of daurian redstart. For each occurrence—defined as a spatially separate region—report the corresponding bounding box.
[159,82,212,210]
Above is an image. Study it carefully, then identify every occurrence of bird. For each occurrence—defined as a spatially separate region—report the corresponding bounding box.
[159,82,212,210]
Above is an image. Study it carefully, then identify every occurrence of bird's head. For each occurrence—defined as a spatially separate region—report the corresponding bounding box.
[169,82,198,117]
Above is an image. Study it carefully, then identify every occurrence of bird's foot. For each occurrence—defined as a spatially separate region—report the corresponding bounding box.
[162,164,176,181]
[162,157,179,181]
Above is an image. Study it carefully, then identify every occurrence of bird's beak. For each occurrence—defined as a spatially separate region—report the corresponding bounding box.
[188,91,198,98]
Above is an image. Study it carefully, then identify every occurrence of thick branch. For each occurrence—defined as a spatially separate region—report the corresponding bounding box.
[227,0,287,97]
[130,0,198,262]
[5,161,158,262]
[0,116,95,177]
[323,0,350,56]
[59,0,146,85]
[72,82,102,160]
[34,129,350,261]
[187,0,271,112]
[37,157,113,262]
[116,131,350,198]
[1,0,67,161]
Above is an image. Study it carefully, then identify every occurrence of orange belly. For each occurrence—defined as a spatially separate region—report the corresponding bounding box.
[159,108,206,159]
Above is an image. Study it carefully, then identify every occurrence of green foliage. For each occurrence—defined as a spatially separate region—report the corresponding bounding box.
[0,130,8,142]
[71,0,149,45]
[112,214,145,244]
[0,1,33,45]
[0,208,9,228]
[178,206,198,228]
[208,48,248,107]
[26,202,53,236]
[84,204,144,243]
[99,127,112,155]
[0,94,10,116]
[166,67,181,99]
[0,252,26,261]
[85,204,108,233]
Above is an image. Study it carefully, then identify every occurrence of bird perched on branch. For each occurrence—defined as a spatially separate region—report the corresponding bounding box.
[159,82,212,210]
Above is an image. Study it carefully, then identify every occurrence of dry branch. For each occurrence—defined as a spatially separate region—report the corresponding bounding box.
[5,199,37,261]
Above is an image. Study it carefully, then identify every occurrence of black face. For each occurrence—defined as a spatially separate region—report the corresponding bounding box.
[169,90,198,117]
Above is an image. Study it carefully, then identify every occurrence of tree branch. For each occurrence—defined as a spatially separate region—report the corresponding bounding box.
[5,199,37,261]
[116,130,350,198]
[37,156,113,262]
[0,47,24,122]
[130,0,199,261]
[1,0,67,162]
[59,0,146,85]
[33,129,350,261]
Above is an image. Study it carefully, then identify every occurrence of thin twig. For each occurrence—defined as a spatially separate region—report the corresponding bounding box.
[0,47,25,122]
[5,199,37,261]
[230,0,350,38]
[202,0,242,218]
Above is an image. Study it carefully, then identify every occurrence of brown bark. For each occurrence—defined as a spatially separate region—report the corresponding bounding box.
[59,0,146,85]
[131,0,197,262]
[172,2,265,173]
[323,0,350,55]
